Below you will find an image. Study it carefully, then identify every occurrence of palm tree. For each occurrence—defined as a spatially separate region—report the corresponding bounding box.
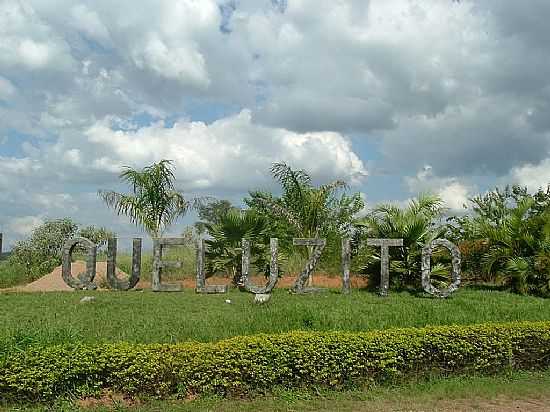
[477,197,550,294]
[204,209,269,285]
[250,162,362,238]
[99,160,200,238]
[246,162,363,284]
[356,194,446,287]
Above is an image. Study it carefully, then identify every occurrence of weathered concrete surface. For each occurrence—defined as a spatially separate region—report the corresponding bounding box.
[61,237,97,290]
[152,238,183,292]
[242,238,279,294]
[341,238,351,294]
[291,238,326,294]
[422,238,461,298]
[366,238,403,297]
[107,238,141,290]
[195,239,228,294]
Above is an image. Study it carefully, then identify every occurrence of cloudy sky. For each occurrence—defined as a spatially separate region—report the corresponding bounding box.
[1,0,550,246]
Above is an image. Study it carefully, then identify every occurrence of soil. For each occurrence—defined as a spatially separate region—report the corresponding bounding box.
[6,261,128,292]
[74,394,550,411]
[1,261,369,292]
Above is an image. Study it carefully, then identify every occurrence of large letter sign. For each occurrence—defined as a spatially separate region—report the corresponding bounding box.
[422,239,461,298]
[241,238,279,294]
[59,233,462,298]
[196,239,228,294]
[107,237,141,290]
[62,237,97,290]
[366,238,403,297]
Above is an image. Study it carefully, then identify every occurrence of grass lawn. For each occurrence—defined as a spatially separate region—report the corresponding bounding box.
[5,370,550,411]
[1,287,550,355]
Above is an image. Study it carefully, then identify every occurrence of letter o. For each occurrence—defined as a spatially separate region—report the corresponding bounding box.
[421,239,461,298]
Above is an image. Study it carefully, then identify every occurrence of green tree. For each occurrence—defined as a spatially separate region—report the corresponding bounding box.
[456,185,550,295]
[10,218,79,280]
[78,225,114,249]
[98,160,200,238]
[356,194,446,288]
[204,209,269,285]
[194,199,236,235]
[247,163,363,239]
[246,162,364,280]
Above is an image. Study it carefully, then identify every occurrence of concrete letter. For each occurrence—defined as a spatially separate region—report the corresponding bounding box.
[421,239,461,297]
[366,238,403,297]
[62,237,97,290]
[152,238,184,292]
[107,238,141,290]
[242,238,279,294]
[195,239,228,294]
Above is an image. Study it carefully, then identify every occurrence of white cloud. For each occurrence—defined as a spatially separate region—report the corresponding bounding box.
[405,165,472,212]
[0,1,73,71]
[0,76,16,100]
[510,159,550,192]
[84,110,366,190]
[2,0,550,244]
[7,216,44,237]
[70,4,111,46]
[0,110,366,243]
[131,33,210,88]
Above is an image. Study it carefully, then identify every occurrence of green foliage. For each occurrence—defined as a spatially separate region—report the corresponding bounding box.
[3,289,550,358]
[0,259,27,288]
[1,321,549,401]
[8,218,79,281]
[194,199,236,235]
[356,194,446,289]
[99,160,201,238]
[77,225,114,250]
[449,185,550,295]
[205,209,269,284]
[246,162,363,276]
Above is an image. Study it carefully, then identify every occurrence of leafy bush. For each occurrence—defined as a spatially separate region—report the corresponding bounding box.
[1,321,549,401]
[8,218,79,281]
[77,225,113,250]
[205,209,270,285]
[1,220,117,288]
[448,185,550,295]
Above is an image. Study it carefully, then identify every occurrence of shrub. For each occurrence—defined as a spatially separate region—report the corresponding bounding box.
[1,321,549,401]
[9,219,79,281]
[77,225,113,250]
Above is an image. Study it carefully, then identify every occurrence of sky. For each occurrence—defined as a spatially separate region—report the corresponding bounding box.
[1,0,550,247]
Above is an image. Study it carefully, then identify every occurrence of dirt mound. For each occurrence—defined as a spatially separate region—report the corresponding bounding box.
[16,261,128,292]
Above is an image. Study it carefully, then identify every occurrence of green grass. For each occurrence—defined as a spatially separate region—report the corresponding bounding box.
[1,287,550,356]
[4,370,550,411]
[0,260,27,289]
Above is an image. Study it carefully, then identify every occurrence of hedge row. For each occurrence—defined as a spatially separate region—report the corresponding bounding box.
[1,321,550,401]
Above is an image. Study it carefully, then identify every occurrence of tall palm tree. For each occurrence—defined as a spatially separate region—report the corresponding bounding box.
[249,162,360,240]
[247,162,363,284]
[99,160,200,238]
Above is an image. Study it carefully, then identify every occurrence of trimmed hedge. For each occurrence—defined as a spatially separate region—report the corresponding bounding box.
[1,321,550,401]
